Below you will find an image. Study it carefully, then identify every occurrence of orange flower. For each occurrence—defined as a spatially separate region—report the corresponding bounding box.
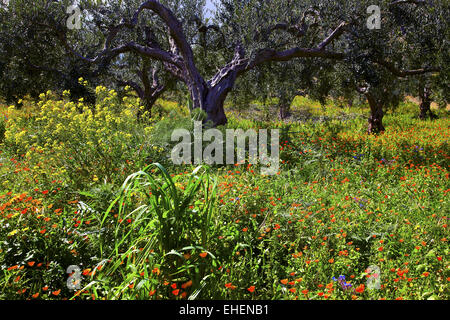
[328,258,334,263]
[42,286,49,291]
[183,253,191,260]
[301,289,308,295]
[152,267,160,275]
[289,288,297,293]
[355,284,365,294]
[225,283,236,290]
[280,279,288,285]
[82,269,91,276]
[199,252,208,258]
[247,286,256,293]
[149,290,156,296]
[52,289,61,296]
[172,289,180,296]
[171,283,177,289]
[32,292,39,299]
[181,280,193,289]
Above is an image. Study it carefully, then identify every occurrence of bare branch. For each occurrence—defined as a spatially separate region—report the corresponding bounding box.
[316,22,348,50]
[374,59,440,77]
[115,78,144,98]
[135,0,205,89]
[255,8,320,41]
[390,0,427,6]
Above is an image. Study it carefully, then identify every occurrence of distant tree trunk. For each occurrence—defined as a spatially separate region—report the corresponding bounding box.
[117,62,167,121]
[347,98,353,108]
[366,92,385,134]
[278,95,292,120]
[418,85,436,120]
[137,94,157,120]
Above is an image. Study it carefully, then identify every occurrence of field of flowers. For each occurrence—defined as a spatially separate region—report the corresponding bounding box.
[0,87,448,300]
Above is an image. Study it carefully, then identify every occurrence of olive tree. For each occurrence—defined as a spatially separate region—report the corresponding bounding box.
[48,0,354,126]
[293,0,446,133]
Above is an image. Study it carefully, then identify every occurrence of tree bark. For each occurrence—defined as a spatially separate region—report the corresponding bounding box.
[366,93,385,134]
[190,81,229,126]
[278,95,292,120]
[418,85,436,120]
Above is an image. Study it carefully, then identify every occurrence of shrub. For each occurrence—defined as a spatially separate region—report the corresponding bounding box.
[3,88,165,191]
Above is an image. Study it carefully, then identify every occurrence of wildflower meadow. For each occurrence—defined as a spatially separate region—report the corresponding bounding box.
[0,0,448,305]
[0,87,448,301]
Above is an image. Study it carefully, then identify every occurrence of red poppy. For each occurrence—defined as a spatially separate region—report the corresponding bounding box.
[355,284,365,294]
[172,289,180,296]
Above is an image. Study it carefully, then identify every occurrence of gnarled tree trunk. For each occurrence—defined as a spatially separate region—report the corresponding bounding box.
[188,48,244,126]
[187,83,229,126]
[366,93,385,134]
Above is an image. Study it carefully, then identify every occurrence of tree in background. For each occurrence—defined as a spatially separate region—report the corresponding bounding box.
[0,0,447,131]
[297,0,446,133]
[45,0,351,126]
[0,0,101,105]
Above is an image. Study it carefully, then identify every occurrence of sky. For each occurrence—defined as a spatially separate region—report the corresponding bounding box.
[205,0,216,19]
